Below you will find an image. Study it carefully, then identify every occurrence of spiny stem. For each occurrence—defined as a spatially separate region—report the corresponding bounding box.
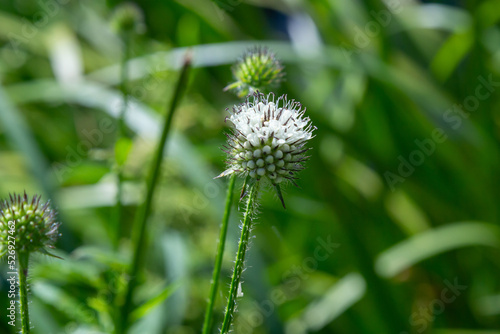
[112,30,131,250]
[18,252,30,334]
[202,174,236,334]
[116,53,192,334]
[220,182,259,334]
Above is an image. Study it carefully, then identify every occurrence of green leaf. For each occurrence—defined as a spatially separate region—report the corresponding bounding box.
[222,81,242,92]
[32,281,100,326]
[430,29,474,82]
[0,82,55,197]
[286,273,366,334]
[114,137,133,167]
[375,222,500,278]
[130,281,182,323]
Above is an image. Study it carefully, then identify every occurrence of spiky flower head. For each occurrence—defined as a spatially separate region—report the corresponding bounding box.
[0,193,61,258]
[225,47,285,98]
[110,2,145,34]
[218,92,315,207]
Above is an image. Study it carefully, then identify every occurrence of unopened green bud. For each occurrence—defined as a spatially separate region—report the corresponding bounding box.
[110,2,145,35]
[225,47,285,98]
[0,192,61,258]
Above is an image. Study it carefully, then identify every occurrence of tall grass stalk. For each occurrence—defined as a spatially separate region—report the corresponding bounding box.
[115,53,192,334]
[112,31,131,250]
[202,174,236,334]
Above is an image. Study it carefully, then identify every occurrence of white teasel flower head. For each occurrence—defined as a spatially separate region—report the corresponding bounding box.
[217,92,315,204]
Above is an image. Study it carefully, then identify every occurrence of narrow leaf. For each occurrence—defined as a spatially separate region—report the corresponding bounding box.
[274,183,286,209]
[130,281,182,323]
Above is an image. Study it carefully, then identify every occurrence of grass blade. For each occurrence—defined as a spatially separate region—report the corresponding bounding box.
[0,82,55,197]
[115,52,192,334]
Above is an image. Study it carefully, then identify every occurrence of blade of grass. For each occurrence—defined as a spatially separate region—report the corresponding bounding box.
[129,281,182,323]
[286,272,367,334]
[375,221,500,279]
[112,30,132,250]
[115,52,192,334]
[0,82,55,198]
[202,173,236,334]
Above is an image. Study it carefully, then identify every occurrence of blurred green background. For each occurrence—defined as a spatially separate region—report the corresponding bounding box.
[1,0,500,333]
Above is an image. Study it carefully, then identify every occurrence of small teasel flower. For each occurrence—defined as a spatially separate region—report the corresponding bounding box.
[224,47,285,98]
[110,2,145,35]
[217,92,315,207]
[0,192,61,258]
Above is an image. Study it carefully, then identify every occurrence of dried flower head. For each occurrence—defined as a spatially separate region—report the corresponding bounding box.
[225,47,285,98]
[217,92,315,207]
[0,193,61,258]
[110,2,145,34]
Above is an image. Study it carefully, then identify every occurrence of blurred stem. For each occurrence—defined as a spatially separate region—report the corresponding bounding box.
[202,174,236,334]
[358,0,389,60]
[116,53,192,334]
[18,252,30,334]
[220,181,259,334]
[112,31,131,250]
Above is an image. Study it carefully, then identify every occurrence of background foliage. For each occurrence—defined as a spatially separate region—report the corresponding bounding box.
[1,0,500,333]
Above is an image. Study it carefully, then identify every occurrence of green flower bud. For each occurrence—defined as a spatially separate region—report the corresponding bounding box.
[0,193,61,258]
[110,2,145,35]
[224,47,285,98]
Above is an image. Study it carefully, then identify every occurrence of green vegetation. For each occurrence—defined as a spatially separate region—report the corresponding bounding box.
[0,1,500,333]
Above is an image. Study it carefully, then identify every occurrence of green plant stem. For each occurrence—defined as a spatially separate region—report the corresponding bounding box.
[18,252,30,334]
[220,181,258,334]
[202,174,236,334]
[112,31,131,250]
[116,54,191,334]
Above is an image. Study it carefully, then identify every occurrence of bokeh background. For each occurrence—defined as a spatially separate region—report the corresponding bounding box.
[1,0,500,333]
